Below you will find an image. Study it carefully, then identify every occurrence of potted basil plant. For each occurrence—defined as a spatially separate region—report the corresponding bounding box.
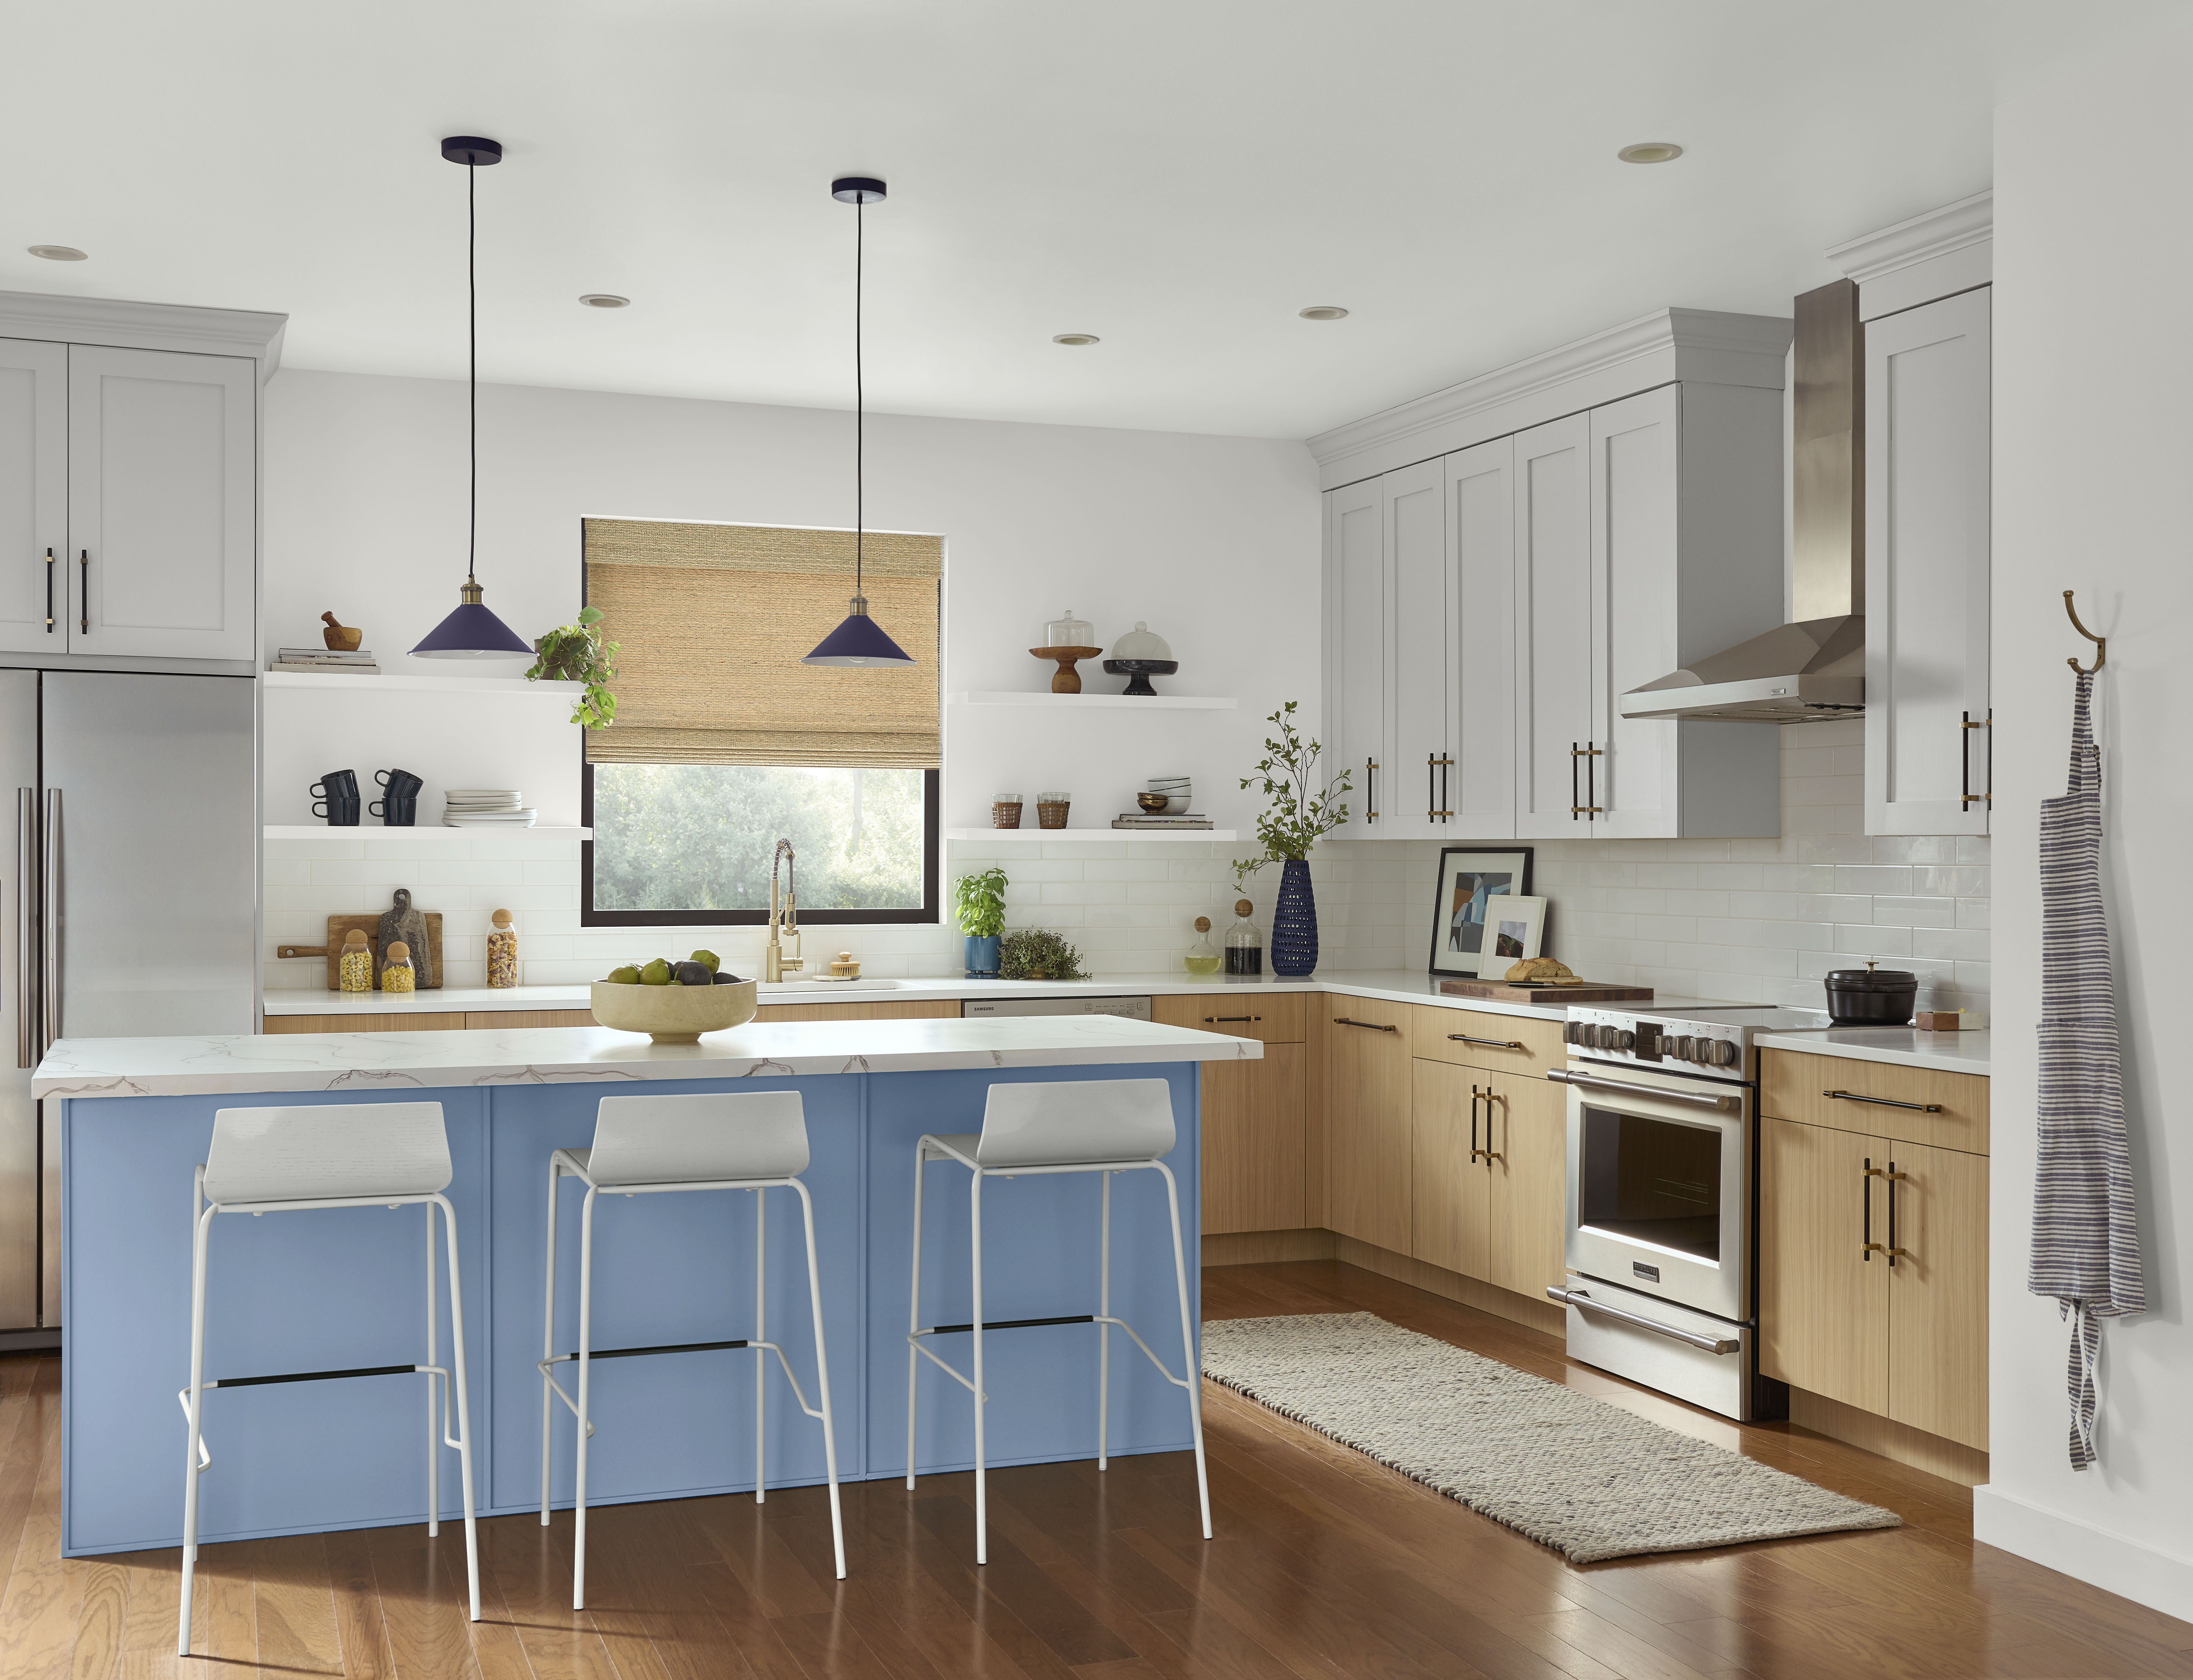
[953,867,1008,979]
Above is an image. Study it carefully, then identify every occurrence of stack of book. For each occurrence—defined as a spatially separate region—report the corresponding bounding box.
[271,647,379,675]
[1112,812,1213,829]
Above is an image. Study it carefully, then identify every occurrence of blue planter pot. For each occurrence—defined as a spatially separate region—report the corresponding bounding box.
[1270,858,1318,976]
[963,934,1001,979]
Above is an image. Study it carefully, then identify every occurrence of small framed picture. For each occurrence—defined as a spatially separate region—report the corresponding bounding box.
[1482,895,1550,975]
[1428,847,1535,978]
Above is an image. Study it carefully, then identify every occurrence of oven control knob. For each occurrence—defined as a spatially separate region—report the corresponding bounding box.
[1710,1039,1739,1067]
[1564,1021,1589,1045]
[1614,1029,1635,1050]
[1591,1024,1617,1050]
[1667,1035,1691,1059]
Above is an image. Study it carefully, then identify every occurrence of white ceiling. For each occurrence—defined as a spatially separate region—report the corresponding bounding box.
[5,0,2186,438]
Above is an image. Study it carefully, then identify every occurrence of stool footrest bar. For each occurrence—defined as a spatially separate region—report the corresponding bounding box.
[543,1339,751,1364]
[209,1362,422,1389]
[923,1314,1094,1336]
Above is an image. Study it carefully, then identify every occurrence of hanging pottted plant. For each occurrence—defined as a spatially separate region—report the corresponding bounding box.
[527,606,620,729]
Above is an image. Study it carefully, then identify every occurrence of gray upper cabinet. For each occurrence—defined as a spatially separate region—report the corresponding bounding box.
[1864,288,1991,836]
[0,339,68,655]
[1323,477,1384,835]
[67,346,257,661]
[1512,413,1593,837]
[1445,437,1515,837]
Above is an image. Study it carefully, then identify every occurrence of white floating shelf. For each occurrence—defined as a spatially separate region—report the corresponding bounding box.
[262,671,586,696]
[946,691,1236,711]
[945,827,1235,843]
[264,825,591,841]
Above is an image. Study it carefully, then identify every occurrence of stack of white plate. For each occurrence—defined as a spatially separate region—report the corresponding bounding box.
[442,789,538,827]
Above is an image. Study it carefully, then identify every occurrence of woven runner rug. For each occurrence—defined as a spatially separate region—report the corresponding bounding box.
[1200,1312,1899,1564]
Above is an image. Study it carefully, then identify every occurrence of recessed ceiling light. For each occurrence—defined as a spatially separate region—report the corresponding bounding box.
[28,245,87,261]
[578,293,630,308]
[1617,142,1684,164]
[1052,333,1100,346]
[1299,306,1349,321]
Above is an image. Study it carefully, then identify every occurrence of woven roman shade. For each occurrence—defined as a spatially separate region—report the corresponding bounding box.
[582,518,940,768]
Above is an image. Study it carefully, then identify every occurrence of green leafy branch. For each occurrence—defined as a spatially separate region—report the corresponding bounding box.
[1236,700,1351,863]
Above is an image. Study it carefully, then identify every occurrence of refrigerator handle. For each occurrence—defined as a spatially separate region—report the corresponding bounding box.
[15,788,32,1069]
[42,789,58,1052]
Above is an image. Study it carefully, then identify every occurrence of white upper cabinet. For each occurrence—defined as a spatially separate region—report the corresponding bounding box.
[1864,289,1991,836]
[1385,459,1447,838]
[1512,414,1593,837]
[67,346,256,662]
[1445,437,1515,837]
[1324,478,1384,835]
[0,340,67,655]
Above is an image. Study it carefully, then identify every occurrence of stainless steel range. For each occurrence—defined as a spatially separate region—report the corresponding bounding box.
[1545,1004,1824,1421]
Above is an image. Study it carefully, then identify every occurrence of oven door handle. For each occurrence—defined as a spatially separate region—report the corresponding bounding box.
[1546,1068,1738,1113]
[1546,1285,1741,1355]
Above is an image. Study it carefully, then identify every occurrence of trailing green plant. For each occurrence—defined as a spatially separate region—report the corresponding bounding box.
[1229,856,1268,899]
[1237,700,1350,861]
[952,867,1009,938]
[999,927,1086,982]
[527,605,620,730]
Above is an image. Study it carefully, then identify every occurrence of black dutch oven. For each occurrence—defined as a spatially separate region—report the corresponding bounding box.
[1824,962,1919,1026]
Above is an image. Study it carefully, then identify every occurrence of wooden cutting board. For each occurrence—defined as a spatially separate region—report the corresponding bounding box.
[325,913,444,991]
[1438,977,1653,1005]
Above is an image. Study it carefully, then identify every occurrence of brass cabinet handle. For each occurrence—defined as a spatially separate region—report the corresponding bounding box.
[1426,753,1454,822]
[78,550,88,634]
[1364,758,1378,823]
[1960,710,1993,809]
[1862,1159,1908,1264]
[1480,1085,1502,1165]
[1825,1088,1943,1114]
[1448,1032,1526,1050]
[1468,1084,1483,1162]
[1331,1017,1397,1033]
[1570,742,1603,818]
[1885,1161,1908,1266]
[43,548,54,633]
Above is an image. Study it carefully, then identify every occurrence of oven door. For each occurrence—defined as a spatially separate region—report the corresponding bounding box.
[1557,1062,1750,1323]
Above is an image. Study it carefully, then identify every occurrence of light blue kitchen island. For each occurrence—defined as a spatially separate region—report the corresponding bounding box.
[35,1014,1256,1557]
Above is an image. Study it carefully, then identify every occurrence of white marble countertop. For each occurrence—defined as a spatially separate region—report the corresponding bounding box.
[261,970,1747,1025]
[1754,1027,1991,1076]
[33,1015,1264,1100]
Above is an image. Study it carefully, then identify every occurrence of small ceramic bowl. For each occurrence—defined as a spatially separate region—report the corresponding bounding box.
[1163,796,1191,815]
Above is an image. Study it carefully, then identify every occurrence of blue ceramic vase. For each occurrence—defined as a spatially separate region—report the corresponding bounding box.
[963,934,1001,979]
[1270,858,1318,976]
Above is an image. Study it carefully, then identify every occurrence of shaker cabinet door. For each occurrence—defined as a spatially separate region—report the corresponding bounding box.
[1324,481,1385,836]
[0,339,68,654]
[1386,459,1448,839]
[68,345,256,660]
[1511,413,1593,838]
[1446,436,1515,836]
[1865,288,1991,836]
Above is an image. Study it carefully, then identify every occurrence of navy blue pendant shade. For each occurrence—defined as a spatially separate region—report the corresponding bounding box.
[411,135,535,661]
[803,175,915,666]
[801,595,914,666]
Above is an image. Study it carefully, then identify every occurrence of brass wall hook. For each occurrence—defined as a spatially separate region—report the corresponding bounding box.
[2064,590,2106,674]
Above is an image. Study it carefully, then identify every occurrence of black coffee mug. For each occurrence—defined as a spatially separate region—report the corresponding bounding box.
[371,795,418,827]
[313,795,362,827]
[376,767,424,799]
[311,769,360,803]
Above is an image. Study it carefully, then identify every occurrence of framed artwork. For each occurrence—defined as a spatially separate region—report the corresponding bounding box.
[1427,847,1534,978]
[1483,895,1550,973]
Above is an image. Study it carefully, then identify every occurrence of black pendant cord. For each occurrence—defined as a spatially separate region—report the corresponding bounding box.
[467,157,479,591]
[854,195,864,603]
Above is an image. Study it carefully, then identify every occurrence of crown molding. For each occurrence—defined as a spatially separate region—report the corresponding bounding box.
[1307,307,1792,490]
[0,290,287,377]
[1825,191,1991,320]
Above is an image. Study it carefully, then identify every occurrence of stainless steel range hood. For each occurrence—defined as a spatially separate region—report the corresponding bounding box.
[1622,281,1864,723]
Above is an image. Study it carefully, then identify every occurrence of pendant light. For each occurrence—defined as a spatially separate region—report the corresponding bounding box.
[802,176,915,667]
[412,136,535,660]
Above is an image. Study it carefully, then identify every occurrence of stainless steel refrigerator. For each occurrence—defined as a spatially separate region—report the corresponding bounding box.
[1,670,258,1344]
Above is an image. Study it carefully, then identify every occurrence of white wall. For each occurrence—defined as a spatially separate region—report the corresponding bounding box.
[1975,16,2193,1620]
[258,368,1320,969]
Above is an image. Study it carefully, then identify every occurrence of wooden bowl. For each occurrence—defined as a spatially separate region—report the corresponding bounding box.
[590,978,758,1043]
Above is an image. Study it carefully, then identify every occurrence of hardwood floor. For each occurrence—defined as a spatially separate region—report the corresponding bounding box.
[5,1259,2190,1678]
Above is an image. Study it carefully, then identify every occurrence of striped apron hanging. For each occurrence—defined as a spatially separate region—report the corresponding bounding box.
[2029,668,2145,1470]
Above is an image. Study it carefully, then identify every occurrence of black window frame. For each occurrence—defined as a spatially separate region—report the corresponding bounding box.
[580,761,941,928]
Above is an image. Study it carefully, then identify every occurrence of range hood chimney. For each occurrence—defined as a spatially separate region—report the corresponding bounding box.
[1620,279,1865,722]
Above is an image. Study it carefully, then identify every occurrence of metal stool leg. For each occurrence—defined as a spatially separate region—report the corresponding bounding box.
[754,1185,767,1505]
[176,1195,215,1656]
[1157,1161,1212,1540]
[793,1179,847,1579]
[905,1145,925,1490]
[572,1183,599,1610]
[1098,1170,1112,1471]
[971,1167,987,1567]
[434,1194,483,1620]
[426,1197,439,1538]
[539,1156,560,1524]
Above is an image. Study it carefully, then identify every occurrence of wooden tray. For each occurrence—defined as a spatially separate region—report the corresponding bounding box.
[325,913,444,990]
[1438,977,1653,1005]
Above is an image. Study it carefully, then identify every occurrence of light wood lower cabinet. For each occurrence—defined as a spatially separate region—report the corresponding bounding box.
[1483,1067,1566,1300]
[751,1001,960,1022]
[1761,1115,1988,1451]
[1411,1060,1565,1299]
[1324,999,1416,1250]
[1412,1061,1491,1277]
[263,1011,467,1034]
[1201,1043,1309,1234]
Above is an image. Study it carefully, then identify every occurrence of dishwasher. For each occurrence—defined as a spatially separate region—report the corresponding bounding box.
[960,995,1152,1020]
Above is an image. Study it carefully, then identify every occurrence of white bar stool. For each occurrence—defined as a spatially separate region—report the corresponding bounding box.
[179,1101,479,1655]
[905,1077,1210,1565]
[537,1090,845,1607]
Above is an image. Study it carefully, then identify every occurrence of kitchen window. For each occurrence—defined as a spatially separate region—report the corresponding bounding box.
[579,517,941,927]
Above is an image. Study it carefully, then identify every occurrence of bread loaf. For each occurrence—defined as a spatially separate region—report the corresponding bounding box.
[1504,957,1578,985]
